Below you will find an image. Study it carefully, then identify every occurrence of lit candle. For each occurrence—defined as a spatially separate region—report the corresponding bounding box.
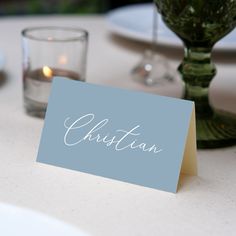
[42,66,53,79]
[21,26,88,118]
[23,66,82,112]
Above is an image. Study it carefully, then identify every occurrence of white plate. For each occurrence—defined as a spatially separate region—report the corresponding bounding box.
[0,203,90,236]
[107,3,236,51]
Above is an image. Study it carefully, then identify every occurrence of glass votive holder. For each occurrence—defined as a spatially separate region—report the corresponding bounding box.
[21,26,88,118]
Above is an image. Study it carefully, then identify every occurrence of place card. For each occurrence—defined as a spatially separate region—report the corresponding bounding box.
[37,77,197,193]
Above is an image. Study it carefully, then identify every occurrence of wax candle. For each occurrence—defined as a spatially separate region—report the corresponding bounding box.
[22,26,88,118]
[23,66,82,117]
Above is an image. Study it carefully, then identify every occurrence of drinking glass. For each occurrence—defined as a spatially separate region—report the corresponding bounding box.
[132,4,177,86]
[154,0,236,148]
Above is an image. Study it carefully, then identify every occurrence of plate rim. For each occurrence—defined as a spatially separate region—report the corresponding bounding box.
[0,202,89,236]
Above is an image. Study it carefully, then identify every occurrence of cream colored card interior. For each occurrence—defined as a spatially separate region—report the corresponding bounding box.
[179,107,198,190]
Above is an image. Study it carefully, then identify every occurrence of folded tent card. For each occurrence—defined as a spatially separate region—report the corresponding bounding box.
[37,77,197,193]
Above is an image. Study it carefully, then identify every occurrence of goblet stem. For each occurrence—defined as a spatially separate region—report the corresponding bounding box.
[178,46,215,118]
[178,46,236,148]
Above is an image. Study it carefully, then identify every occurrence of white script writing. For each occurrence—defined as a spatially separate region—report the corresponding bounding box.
[63,113,163,155]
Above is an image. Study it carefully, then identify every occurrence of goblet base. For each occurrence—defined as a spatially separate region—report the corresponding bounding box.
[197,111,236,149]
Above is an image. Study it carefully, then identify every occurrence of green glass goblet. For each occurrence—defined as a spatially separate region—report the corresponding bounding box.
[154,0,236,148]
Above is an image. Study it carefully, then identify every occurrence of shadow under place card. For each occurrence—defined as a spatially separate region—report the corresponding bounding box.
[37,77,197,193]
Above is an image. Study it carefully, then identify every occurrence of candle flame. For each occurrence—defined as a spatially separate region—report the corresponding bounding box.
[43,66,53,78]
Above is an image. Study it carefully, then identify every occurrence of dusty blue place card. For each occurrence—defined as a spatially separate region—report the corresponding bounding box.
[37,77,197,193]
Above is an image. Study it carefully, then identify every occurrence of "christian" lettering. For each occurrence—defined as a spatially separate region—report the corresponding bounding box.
[63,113,163,155]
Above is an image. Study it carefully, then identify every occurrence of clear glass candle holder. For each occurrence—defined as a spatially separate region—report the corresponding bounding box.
[22,26,88,118]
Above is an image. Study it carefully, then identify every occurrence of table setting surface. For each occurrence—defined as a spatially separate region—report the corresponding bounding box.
[0,15,236,236]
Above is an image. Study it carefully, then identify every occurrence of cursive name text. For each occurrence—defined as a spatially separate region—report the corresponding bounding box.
[63,113,163,155]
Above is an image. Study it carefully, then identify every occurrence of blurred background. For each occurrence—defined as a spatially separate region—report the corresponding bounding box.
[0,0,152,15]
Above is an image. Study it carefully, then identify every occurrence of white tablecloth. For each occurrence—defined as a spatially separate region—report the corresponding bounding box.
[0,16,236,236]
